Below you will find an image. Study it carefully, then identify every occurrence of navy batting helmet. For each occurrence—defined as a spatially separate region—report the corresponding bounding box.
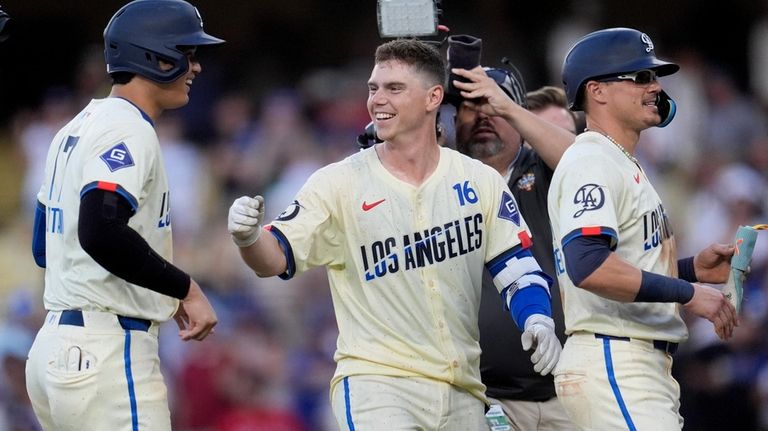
[562,28,678,115]
[104,0,224,84]
[484,66,527,109]
[0,5,11,43]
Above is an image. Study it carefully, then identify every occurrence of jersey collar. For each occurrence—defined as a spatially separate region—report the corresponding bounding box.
[115,97,155,127]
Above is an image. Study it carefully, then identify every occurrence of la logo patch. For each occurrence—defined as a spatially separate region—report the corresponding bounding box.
[276,200,304,221]
[498,191,520,226]
[100,142,134,172]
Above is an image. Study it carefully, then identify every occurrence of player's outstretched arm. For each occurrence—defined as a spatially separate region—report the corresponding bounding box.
[451,67,574,168]
[683,283,738,340]
[228,195,287,277]
[175,278,217,341]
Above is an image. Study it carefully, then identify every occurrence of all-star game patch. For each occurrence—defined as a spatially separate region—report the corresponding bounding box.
[516,172,536,191]
[100,142,135,172]
[498,190,520,226]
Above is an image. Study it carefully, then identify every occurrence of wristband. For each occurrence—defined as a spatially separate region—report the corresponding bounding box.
[677,256,697,282]
[635,271,694,304]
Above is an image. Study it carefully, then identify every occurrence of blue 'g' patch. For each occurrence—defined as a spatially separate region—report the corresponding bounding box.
[100,142,135,172]
[498,191,520,226]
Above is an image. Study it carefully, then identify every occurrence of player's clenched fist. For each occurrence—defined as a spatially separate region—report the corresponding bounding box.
[228,195,265,247]
[521,314,562,376]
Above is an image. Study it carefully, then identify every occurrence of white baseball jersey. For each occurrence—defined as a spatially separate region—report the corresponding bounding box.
[548,131,687,342]
[37,97,178,322]
[268,145,539,402]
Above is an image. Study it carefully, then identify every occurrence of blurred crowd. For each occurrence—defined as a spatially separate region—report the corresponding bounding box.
[2,20,768,431]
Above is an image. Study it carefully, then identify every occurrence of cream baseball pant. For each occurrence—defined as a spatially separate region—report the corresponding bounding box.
[487,395,578,431]
[26,310,169,431]
[553,331,683,431]
[331,374,487,430]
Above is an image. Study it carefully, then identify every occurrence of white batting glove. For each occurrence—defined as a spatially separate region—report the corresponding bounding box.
[227,196,265,247]
[521,314,561,376]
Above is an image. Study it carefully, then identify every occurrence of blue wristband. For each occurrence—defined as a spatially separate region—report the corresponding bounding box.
[636,271,694,304]
[677,257,697,282]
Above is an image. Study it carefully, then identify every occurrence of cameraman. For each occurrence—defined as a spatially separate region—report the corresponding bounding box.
[449,41,576,429]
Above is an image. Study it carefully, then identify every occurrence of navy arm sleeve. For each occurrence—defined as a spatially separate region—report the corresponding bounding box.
[78,188,190,299]
[32,201,46,268]
[562,234,613,286]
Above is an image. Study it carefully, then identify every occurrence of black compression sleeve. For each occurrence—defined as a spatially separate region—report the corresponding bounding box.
[78,189,190,299]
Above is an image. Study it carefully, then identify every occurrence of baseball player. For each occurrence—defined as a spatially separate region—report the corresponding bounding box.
[228,38,556,430]
[25,1,222,430]
[549,27,739,430]
[451,64,576,430]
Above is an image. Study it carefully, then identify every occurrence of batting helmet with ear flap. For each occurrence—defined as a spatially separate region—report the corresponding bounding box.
[104,0,224,84]
[484,65,527,109]
[0,5,11,43]
[562,27,679,126]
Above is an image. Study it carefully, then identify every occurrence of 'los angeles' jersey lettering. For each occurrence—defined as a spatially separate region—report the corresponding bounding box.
[157,191,171,228]
[643,203,672,251]
[360,214,483,281]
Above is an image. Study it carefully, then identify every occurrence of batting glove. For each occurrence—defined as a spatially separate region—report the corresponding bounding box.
[521,314,561,376]
[228,196,265,247]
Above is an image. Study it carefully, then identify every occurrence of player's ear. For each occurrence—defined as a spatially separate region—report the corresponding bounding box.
[584,80,609,107]
[426,85,444,112]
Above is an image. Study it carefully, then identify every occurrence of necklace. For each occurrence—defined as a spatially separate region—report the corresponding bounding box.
[585,128,639,166]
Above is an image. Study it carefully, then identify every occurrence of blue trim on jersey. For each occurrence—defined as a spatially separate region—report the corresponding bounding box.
[343,376,356,431]
[601,337,637,431]
[486,244,527,276]
[506,285,551,329]
[47,137,67,200]
[32,201,46,268]
[123,330,140,431]
[80,181,139,212]
[562,227,618,250]
[268,226,296,280]
[116,97,155,127]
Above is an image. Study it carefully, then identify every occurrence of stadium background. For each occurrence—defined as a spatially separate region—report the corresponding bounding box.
[1,1,767,430]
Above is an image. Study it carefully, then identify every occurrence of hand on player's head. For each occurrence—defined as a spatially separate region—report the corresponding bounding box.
[228,195,265,247]
[451,67,515,118]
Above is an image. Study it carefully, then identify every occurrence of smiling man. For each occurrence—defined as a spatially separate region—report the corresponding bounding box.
[227,38,556,430]
[26,1,223,430]
[549,27,739,430]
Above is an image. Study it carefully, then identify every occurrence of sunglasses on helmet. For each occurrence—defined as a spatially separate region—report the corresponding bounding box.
[599,69,658,85]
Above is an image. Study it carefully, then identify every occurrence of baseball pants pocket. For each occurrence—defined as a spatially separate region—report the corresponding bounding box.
[554,371,590,428]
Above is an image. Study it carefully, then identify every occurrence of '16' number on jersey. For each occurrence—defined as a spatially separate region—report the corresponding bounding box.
[453,181,478,206]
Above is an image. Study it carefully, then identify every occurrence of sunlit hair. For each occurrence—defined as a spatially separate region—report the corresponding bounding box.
[526,85,578,125]
[374,38,446,88]
[526,85,568,111]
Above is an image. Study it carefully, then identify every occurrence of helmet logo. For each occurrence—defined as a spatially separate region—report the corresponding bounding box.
[641,33,654,53]
[194,6,203,28]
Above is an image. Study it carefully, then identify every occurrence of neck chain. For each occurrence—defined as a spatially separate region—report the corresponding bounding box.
[585,128,639,166]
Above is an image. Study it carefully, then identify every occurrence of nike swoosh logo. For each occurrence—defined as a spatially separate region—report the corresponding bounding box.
[633,173,640,184]
[362,199,386,211]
